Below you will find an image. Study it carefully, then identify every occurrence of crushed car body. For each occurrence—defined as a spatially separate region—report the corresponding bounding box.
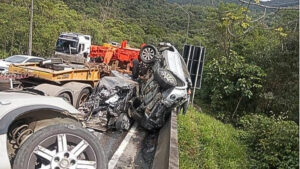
[76,43,192,131]
[79,71,138,131]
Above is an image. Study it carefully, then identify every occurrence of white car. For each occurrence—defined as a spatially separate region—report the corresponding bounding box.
[132,43,192,130]
[0,91,106,169]
[0,55,44,74]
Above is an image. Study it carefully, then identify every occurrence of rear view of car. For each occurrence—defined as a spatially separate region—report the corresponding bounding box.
[0,55,44,74]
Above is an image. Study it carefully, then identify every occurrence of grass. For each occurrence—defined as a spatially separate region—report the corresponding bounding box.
[178,107,248,169]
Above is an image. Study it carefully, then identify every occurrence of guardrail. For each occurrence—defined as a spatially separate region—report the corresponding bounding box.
[152,111,179,169]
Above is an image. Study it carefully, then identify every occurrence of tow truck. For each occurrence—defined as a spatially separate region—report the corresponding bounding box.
[54,32,142,67]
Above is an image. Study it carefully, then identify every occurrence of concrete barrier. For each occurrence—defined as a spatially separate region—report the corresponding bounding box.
[152,111,179,169]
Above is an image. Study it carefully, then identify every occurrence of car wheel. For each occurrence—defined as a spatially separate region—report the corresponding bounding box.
[76,88,90,108]
[139,45,158,64]
[13,124,107,169]
[154,68,177,88]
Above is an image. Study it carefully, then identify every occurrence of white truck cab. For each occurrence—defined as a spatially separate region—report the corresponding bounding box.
[55,32,92,63]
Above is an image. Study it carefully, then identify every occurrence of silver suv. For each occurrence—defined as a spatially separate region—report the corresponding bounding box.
[131,43,192,130]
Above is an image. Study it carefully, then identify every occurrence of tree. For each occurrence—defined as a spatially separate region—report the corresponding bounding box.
[203,51,265,122]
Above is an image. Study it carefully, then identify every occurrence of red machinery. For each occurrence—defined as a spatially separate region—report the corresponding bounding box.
[90,40,145,67]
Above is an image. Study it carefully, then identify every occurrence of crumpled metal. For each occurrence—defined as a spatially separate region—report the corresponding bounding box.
[80,71,138,130]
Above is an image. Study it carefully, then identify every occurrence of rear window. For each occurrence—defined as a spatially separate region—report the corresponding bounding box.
[26,58,43,63]
[4,55,27,63]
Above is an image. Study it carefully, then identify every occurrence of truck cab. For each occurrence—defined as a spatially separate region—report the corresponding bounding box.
[55,32,91,63]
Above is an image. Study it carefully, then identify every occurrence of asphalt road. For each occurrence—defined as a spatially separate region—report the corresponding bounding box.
[92,123,158,169]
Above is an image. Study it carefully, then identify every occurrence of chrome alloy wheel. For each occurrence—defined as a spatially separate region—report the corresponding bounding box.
[28,133,97,169]
[141,47,155,61]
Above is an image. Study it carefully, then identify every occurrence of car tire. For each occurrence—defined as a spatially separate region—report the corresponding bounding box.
[76,88,90,108]
[13,124,107,169]
[132,59,140,79]
[139,45,158,64]
[154,68,177,89]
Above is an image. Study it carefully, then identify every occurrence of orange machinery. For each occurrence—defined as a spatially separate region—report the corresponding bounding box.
[89,40,145,67]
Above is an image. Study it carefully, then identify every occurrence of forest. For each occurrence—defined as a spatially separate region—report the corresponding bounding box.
[0,0,298,168]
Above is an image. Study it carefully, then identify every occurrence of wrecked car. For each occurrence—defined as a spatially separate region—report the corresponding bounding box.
[79,43,192,131]
[78,72,138,131]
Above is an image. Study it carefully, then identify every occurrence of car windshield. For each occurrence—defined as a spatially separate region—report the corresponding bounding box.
[4,55,27,63]
[56,39,78,53]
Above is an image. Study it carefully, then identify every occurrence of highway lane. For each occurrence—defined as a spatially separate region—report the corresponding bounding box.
[92,123,158,169]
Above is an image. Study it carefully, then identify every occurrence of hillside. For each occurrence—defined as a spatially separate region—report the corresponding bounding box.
[259,0,299,7]
[168,0,235,5]
[168,0,299,7]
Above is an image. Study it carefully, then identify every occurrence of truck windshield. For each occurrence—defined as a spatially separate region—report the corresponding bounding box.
[4,55,27,63]
[56,39,78,53]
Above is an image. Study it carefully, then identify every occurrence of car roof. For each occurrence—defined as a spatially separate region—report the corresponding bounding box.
[10,55,44,60]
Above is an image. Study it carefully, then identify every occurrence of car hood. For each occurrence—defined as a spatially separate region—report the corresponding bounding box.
[0,60,10,68]
[0,92,81,119]
[163,49,188,87]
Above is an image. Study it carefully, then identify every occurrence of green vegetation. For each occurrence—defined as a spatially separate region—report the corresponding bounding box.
[204,51,266,122]
[178,107,248,169]
[197,3,299,123]
[0,0,298,168]
[239,114,299,169]
[0,0,105,57]
[178,107,299,169]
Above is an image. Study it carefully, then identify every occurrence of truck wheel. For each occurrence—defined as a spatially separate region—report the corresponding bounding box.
[76,88,90,108]
[58,92,72,104]
[154,68,177,88]
[13,124,107,169]
[139,45,158,64]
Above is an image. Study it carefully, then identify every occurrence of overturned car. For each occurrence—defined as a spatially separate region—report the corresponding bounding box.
[79,43,192,131]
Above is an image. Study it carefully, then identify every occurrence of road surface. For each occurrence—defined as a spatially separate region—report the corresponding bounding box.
[92,123,158,169]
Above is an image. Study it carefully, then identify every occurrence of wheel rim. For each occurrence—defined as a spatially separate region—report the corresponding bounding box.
[141,47,155,61]
[78,93,89,108]
[27,134,97,169]
[161,70,177,85]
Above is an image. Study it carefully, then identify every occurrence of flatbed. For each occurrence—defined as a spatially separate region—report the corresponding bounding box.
[9,63,102,87]
[7,61,133,108]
